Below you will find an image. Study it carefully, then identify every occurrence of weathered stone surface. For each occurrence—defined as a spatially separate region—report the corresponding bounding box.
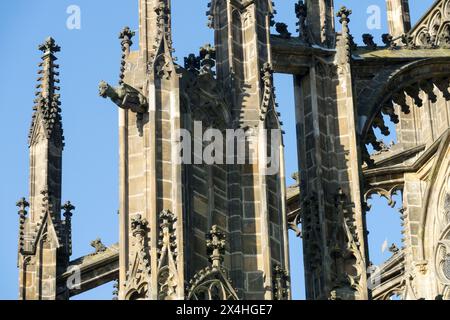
[18,0,450,301]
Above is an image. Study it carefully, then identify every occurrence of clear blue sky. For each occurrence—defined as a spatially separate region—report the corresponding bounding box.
[0,0,434,300]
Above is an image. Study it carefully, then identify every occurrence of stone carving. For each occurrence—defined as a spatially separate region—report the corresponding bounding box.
[382,33,397,49]
[157,210,179,300]
[364,185,402,210]
[389,244,400,254]
[90,238,107,254]
[372,140,395,156]
[260,62,276,122]
[409,0,450,48]
[337,6,354,62]
[437,241,450,283]
[16,0,450,302]
[328,189,364,300]
[199,44,216,75]
[445,191,450,224]
[273,265,290,300]
[112,280,119,300]
[439,26,450,48]
[16,198,29,253]
[187,226,238,300]
[184,54,200,73]
[124,214,151,300]
[99,81,148,114]
[275,23,291,39]
[29,37,64,146]
[295,1,308,42]
[362,33,377,49]
[118,26,135,85]
[62,201,75,256]
[154,53,175,80]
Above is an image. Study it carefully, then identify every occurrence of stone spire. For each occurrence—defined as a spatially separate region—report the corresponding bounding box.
[29,37,63,147]
[28,37,64,222]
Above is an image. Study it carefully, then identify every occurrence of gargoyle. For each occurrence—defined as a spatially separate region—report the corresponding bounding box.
[99,81,148,114]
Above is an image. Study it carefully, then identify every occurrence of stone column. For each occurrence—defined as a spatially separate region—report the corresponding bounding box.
[386,0,411,38]
[115,0,185,300]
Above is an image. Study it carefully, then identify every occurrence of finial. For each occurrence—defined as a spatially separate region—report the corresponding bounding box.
[112,279,119,300]
[38,37,60,56]
[206,225,226,268]
[336,6,352,25]
[62,201,75,218]
[16,198,30,216]
[119,26,135,52]
[131,214,148,238]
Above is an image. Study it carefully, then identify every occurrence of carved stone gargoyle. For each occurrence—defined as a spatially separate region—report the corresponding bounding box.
[99,81,148,114]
